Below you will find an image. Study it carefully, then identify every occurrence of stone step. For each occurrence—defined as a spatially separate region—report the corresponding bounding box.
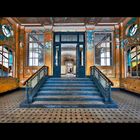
[32,100,105,105]
[37,92,100,96]
[44,81,94,84]
[33,98,103,101]
[47,78,90,80]
[38,90,100,93]
[35,95,101,99]
[40,87,98,90]
[43,83,95,87]
[46,79,91,82]
[41,84,96,87]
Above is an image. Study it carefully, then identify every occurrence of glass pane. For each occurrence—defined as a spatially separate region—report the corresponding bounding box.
[131,47,136,53]
[55,46,59,66]
[3,47,8,53]
[106,42,110,48]
[29,36,33,41]
[29,43,33,49]
[0,54,2,61]
[101,42,106,48]
[3,62,8,68]
[29,52,33,58]
[33,43,38,48]
[101,52,105,57]
[33,52,39,58]
[33,59,38,66]
[3,52,8,58]
[55,35,60,42]
[137,46,140,50]
[61,35,77,42]
[138,54,140,60]
[80,45,83,66]
[29,59,32,66]
[106,58,110,66]
[38,50,44,66]
[79,35,84,42]
[3,57,8,62]
[106,33,112,41]
[101,58,105,66]
[131,52,136,59]
[106,52,110,57]
[38,34,44,42]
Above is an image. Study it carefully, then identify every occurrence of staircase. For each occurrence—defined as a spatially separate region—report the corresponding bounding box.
[24,77,117,108]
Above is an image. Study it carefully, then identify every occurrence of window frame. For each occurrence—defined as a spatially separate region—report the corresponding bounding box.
[27,33,45,67]
[126,45,140,77]
[0,45,13,77]
[93,31,113,66]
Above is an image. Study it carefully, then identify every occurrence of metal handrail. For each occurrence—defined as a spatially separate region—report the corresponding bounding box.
[90,66,114,103]
[24,65,48,103]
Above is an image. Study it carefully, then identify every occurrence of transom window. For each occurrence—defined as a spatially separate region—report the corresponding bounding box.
[28,33,44,66]
[0,45,13,77]
[94,32,113,66]
[127,45,140,77]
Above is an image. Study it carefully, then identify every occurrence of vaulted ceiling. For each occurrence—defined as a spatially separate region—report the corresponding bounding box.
[11,17,127,26]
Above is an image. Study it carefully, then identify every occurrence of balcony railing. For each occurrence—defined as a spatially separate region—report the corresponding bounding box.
[23,66,48,103]
[90,66,114,103]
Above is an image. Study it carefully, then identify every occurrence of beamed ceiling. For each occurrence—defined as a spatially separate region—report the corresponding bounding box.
[11,17,127,26]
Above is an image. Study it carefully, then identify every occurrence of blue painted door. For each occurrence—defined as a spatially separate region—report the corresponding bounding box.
[53,43,61,77]
[76,43,85,77]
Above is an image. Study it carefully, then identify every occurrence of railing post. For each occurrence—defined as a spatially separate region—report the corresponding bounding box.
[108,84,111,102]
[26,82,29,104]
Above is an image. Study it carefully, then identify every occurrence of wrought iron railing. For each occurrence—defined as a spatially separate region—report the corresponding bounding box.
[23,66,48,103]
[90,66,114,103]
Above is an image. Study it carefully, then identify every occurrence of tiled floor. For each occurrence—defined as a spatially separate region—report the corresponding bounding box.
[0,89,140,123]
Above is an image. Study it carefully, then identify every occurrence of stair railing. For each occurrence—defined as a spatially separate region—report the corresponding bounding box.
[90,66,114,103]
[23,66,48,104]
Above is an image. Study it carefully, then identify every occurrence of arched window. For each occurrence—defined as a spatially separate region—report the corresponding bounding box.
[0,45,13,77]
[126,45,140,77]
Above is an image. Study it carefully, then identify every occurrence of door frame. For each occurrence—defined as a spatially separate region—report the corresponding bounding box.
[53,32,85,77]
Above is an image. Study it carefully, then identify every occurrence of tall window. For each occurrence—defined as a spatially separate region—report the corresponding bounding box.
[94,32,113,66]
[28,33,44,66]
[0,45,13,77]
[127,45,140,77]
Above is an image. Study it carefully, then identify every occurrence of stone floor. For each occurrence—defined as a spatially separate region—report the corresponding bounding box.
[0,89,140,123]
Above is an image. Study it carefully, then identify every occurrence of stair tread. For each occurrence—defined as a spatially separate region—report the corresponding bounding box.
[40,87,97,89]
[32,101,105,105]
[34,95,102,99]
[37,91,100,94]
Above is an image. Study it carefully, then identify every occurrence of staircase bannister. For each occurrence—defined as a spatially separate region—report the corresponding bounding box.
[23,66,48,104]
[90,66,114,103]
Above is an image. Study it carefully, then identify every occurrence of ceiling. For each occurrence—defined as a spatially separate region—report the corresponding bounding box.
[12,17,127,26]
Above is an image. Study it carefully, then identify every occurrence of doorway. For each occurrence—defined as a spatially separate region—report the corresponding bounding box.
[53,32,85,77]
[61,43,76,77]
